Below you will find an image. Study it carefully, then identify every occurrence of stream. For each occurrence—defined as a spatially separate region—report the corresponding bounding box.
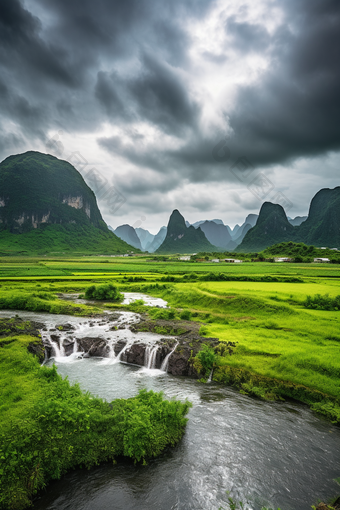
[1,308,340,510]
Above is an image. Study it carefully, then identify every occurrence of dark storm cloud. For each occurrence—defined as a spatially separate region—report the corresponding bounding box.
[98,0,340,190]
[0,0,339,205]
[0,0,212,150]
[128,53,199,134]
[95,71,127,119]
[95,54,199,133]
[225,16,270,53]
[98,131,240,196]
[225,0,340,167]
[0,0,78,87]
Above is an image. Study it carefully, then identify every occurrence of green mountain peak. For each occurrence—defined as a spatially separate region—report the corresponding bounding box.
[0,151,136,255]
[236,201,295,252]
[156,209,216,254]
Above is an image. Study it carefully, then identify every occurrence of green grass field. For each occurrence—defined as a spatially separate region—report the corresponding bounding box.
[0,255,339,421]
[0,254,340,508]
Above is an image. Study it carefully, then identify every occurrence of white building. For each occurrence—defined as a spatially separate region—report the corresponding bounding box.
[314,257,330,263]
[179,256,191,261]
[224,258,242,263]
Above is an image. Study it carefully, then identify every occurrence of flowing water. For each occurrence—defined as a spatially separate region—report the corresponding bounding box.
[57,292,168,308]
[1,310,340,510]
[122,292,168,308]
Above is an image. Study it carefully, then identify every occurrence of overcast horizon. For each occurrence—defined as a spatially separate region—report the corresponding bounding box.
[1,0,339,234]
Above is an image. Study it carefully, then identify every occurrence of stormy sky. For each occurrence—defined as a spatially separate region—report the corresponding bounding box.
[1,0,339,232]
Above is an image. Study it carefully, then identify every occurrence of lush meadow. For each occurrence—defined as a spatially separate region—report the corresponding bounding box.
[0,255,339,410]
[0,255,340,508]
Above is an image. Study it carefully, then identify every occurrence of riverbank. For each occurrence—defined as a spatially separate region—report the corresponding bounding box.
[0,319,191,510]
[1,277,340,422]
[1,311,340,510]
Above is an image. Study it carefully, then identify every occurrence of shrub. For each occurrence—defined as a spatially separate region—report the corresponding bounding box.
[84,284,123,302]
[180,310,192,320]
[0,349,191,510]
[304,294,340,311]
[148,308,177,320]
[199,325,209,336]
[193,344,217,377]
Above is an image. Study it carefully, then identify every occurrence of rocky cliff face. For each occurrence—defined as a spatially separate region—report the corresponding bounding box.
[0,151,104,232]
[297,187,340,247]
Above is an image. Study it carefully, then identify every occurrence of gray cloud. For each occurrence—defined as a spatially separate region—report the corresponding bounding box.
[95,53,200,134]
[226,0,340,167]
[225,16,271,53]
[128,53,200,134]
[95,71,128,119]
[0,0,339,228]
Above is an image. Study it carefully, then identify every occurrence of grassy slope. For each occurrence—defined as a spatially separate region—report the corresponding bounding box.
[147,283,339,399]
[0,224,137,256]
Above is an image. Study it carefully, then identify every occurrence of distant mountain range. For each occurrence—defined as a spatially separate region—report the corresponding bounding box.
[112,188,339,253]
[113,213,261,253]
[111,224,143,251]
[111,224,167,252]
[1,151,338,255]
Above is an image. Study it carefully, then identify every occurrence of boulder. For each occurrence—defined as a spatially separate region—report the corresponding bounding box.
[77,337,108,357]
[55,323,75,332]
[123,343,146,365]
[88,340,109,357]
[27,340,45,363]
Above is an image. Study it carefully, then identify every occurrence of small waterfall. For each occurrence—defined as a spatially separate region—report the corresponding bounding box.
[45,335,65,358]
[160,342,178,372]
[108,342,116,359]
[58,337,65,356]
[48,339,59,357]
[73,338,78,354]
[144,345,159,369]
[207,369,213,383]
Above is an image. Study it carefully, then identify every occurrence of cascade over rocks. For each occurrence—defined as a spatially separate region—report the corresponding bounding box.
[1,314,222,377]
[39,314,221,376]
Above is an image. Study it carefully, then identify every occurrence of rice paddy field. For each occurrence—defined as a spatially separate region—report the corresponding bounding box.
[1,255,340,419]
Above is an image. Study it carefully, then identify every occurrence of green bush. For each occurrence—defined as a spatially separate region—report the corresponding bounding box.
[304,294,340,311]
[180,309,192,320]
[194,344,217,377]
[84,284,123,302]
[148,308,177,320]
[0,351,191,510]
[199,325,209,336]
